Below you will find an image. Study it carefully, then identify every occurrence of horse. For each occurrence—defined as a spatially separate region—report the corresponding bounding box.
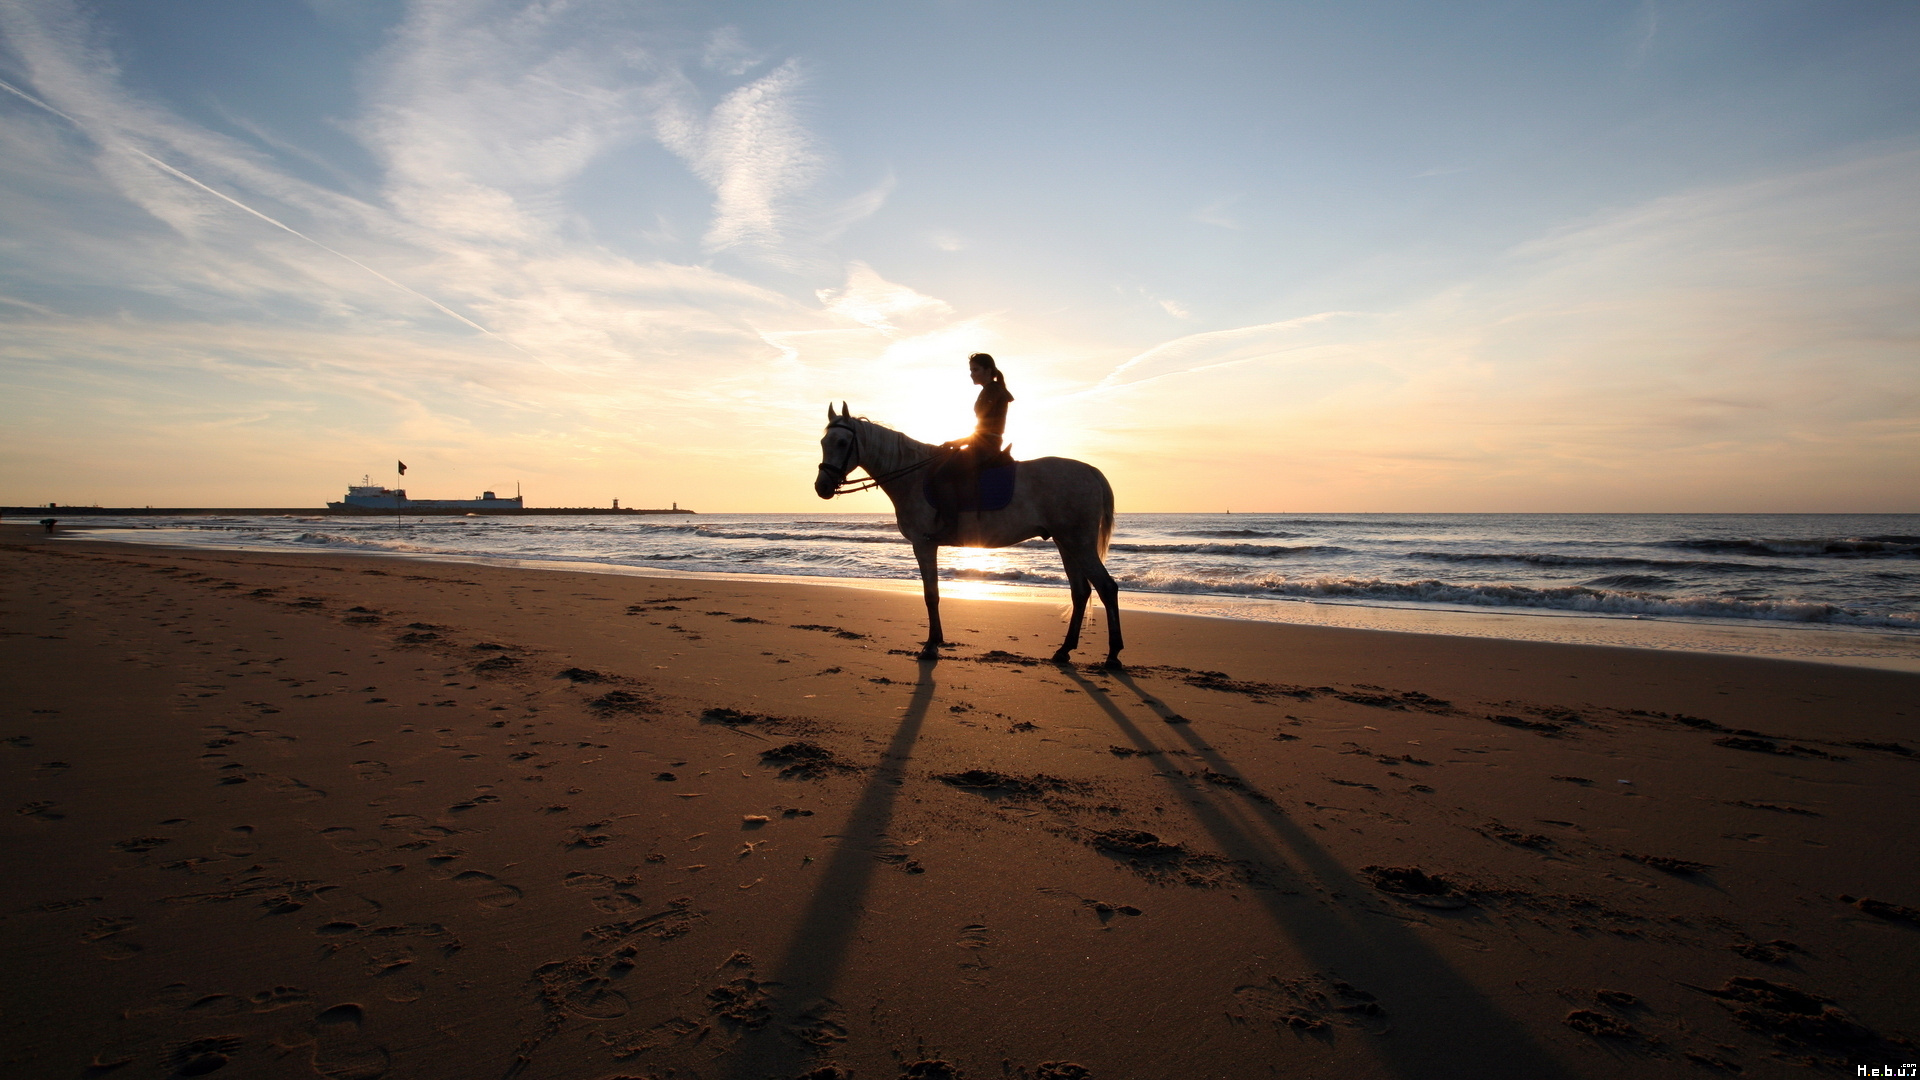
[813,403,1124,667]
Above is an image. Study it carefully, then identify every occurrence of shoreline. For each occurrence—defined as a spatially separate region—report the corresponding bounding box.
[3,524,1916,1078]
[61,524,1920,673]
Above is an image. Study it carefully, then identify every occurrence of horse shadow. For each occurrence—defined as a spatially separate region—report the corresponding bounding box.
[716,659,939,1078]
[1061,664,1575,1080]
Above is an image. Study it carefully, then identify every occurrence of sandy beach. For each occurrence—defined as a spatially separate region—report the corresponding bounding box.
[3,524,1916,1080]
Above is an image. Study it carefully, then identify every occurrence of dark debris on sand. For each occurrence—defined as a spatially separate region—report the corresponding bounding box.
[1840,895,1920,926]
[1361,865,1471,908]
[1730,939,1800,963]
[1691,976,1879,1048]
[935,769,1088,798]
[1565,1009,1638,1038]
[790,623,868,640]
[587,689,656,716]
[759,741,849,779]
[1489,714,1564,735]
[706,976,771,1028]
[1713,736,1846,760]
[1089,828,1184,858]
[1621,852,1714,876]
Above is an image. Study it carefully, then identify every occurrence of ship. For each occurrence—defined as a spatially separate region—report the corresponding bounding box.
[328,477,523,512]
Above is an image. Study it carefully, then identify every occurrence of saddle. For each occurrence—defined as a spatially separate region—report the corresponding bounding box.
[925,444,1018,514]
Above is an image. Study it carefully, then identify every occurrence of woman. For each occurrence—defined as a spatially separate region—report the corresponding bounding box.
[966,352,1014,460]
[928,352,1014,542]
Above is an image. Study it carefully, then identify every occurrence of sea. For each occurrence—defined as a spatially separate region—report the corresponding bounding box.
[36,511,1920,671]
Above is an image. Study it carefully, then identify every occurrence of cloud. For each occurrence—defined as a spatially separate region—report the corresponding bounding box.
[1066,145,1920,509]
[0,0,870,506]
[701,26,765,76]
[816,262,953,331]
[653,58,823,256]
[1092,310,1365,391]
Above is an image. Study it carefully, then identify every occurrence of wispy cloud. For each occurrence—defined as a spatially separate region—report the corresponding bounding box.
[653,58,823,257]
[816,262,953,331]
[1092,310,1364,391]
[1063,145,1920,509]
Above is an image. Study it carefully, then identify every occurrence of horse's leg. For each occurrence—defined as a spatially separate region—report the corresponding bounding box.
[1088,554,1124,668]
[1053,543,1091,664]
[913,541,945,658]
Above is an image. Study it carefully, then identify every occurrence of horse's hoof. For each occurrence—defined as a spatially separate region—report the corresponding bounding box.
[1101,657,1125,671]
[1050,649,1073,664]
[919,646,943,661]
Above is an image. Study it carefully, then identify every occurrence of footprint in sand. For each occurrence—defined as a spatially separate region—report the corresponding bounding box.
[165,1035,244,1077]
[269,776,328,803]
[249,985,313,1012]
[451,870,522,908]
[82,914,143,960]
[954,924,991,977]
[309,1004,388,1080]
[320,827,382,854]
[351,761,391,781]
[563,981,631,1019]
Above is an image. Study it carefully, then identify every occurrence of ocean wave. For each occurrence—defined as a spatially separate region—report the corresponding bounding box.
[291,531,447,555]
[1660,537,1920,558]
[1169,528,1308,540]
[688,527,906,545]
[1109,571,1920,628]
[1406,550,1807,573]
[946,567,1068,584]
[635,519,902,536]
[1109,542,1343,558]
[1582,574,1677,589]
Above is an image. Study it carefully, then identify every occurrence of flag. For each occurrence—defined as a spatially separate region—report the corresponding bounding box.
[397,461,407,475]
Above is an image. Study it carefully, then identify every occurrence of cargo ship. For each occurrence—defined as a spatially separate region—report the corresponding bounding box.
[328,477,522,511]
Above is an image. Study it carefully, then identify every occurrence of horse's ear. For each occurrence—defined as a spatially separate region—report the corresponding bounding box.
[827,403,836,422]
[839,401,850,418]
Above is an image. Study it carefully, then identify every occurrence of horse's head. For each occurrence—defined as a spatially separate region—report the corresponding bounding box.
[815,402,857,500]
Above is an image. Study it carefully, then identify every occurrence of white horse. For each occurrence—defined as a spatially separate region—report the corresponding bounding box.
[814,404,1124,667]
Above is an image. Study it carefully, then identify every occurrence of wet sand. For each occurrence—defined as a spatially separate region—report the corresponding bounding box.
[3,525,1917,1079]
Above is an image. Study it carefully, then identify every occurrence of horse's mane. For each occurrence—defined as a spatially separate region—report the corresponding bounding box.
[850,415,938,460]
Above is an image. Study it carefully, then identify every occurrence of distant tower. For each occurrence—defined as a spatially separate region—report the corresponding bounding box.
[612,498,619,510]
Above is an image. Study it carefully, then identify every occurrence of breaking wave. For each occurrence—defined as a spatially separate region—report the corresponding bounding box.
[1171,528,1308,539]
[1110,542,1343,558]
[1110,572,1920,628]
[1407,550,1809,573]
[1660,537,1920,558]
[289,531,447,555]
[683,527,907,545]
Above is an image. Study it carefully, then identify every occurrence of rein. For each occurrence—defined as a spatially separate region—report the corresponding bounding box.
[821,419,937,495]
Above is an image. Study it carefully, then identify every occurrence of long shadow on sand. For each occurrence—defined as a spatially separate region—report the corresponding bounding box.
[1059,664,1573,1080]
[716,658,939,1078]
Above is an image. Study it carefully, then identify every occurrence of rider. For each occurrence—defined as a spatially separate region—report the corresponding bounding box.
[929,353,1013,542]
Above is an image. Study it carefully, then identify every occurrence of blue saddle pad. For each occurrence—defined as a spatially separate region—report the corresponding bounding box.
[925,461,1018,513]
[972,463,1017,511]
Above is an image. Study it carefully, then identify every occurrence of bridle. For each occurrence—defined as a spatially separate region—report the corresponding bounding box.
[818,417,936,496]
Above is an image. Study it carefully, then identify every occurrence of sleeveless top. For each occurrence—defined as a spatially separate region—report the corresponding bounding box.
[973,380,1013,438]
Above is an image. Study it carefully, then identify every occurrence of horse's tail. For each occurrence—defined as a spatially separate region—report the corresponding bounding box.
[1097,471,1114,560]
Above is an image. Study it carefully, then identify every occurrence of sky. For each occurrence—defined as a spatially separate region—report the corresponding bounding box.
[1,0,1916,513]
